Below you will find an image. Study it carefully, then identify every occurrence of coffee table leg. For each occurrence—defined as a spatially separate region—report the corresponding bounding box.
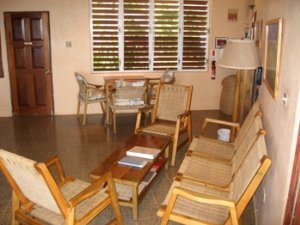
[165,145,170,169]
[132,183,139,220]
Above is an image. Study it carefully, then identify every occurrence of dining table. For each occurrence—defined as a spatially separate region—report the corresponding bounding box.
[85,74,162,125]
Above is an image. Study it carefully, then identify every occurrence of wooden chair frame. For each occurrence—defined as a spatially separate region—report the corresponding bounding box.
[75,72,106,125]
[0,152,123,225]
[135,84,193,166]
[158,156,271,225]
[108,83,148,134]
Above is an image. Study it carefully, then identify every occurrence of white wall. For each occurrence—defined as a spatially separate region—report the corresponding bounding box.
[254,0,300,224]
[0,0,250,117]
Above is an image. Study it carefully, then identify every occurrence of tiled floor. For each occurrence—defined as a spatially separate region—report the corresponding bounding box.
[0,111,255,225]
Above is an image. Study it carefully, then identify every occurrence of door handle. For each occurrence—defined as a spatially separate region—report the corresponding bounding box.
[45,70,52,74]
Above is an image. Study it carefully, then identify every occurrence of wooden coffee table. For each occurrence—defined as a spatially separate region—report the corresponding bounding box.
[89,134,171,220]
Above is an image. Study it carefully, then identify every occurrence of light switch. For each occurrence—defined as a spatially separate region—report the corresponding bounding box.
[65,41,72,48]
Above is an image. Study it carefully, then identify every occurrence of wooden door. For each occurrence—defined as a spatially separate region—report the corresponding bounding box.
[5,12,53,116]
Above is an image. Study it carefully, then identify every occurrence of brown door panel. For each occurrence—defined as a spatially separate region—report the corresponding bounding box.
[5,11,53,116]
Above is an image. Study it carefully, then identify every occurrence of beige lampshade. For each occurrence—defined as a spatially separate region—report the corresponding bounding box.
[218,39,260,70]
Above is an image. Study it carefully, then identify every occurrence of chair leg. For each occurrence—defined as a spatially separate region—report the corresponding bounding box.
[100,101,106,124]
[188,117,192,144]
[83,102,88,125]
[160,192,178,225]
[171,136,179,166]
[12,190,20,225]
[65,207,75,225]
[113,109,117,134]
[107,175,124,225]
[76,99,81,117]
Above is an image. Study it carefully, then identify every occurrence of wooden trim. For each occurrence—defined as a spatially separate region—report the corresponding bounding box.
[0,32,3,78]
[283,125,300,225]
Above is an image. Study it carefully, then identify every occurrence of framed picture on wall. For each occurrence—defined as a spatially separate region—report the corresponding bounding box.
[263,18,283,99]
[215,37,229,49]
[228,9,238,22]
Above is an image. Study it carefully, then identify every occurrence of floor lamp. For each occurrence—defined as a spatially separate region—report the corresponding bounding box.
[218,39,260,124]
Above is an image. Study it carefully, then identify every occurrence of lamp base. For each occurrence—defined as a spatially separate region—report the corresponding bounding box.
[232,69,255,124]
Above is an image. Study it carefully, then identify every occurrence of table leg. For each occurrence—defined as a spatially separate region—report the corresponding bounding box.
[132,183,139,220]
[165,145,170,169]
[105,83,110,125]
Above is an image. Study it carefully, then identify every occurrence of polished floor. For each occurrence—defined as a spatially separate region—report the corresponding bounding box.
[0,111,254,225]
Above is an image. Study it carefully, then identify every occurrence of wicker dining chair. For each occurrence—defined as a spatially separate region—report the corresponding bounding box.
[157,135,271,225]
[0,149,124,225]
[75,72,106,125]
[108,81,148,134]
[135,84,193,166]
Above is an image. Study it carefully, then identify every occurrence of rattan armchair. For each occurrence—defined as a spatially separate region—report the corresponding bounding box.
[188,101,261,162]
[108,81,148,134]
[0,150,124,225]
[135,84,193,166]
[157,135,271,225]
[75,72,106,125]
[176,115,266,187]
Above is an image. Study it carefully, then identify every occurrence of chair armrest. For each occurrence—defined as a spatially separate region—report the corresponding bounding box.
[201,118,240,135]
[138,105,154,113]
[177,111,190,118]
[69,171,112,207]
[43,156,67,183]
[87,83,104,89]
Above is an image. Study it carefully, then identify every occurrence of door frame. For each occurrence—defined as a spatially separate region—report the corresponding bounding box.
[284,124,300,224]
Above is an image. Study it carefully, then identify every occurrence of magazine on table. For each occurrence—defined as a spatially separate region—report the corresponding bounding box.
[118,155,148,168]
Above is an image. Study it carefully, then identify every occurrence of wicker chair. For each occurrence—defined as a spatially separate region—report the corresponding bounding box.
[108,81,148,134]
[188,101,261,162]
[75,72,106,125]
[177,114,265,187]
[157,135,271,225]
[0,150,123,225]
[135,84,193,166]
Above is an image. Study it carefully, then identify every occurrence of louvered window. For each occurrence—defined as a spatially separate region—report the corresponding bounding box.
[91,0,209,72]
[124,0,150,70]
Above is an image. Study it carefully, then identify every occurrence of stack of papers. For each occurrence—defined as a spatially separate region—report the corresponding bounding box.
[126,146,161,159]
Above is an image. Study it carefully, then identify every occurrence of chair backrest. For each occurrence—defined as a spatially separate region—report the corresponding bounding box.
[154,84,193,122]
[112,85,147,107]
[232,115,265,173]
[0,150,63,214]
[160,69,176,84]
[75,72,88,99]
[230,135,271,205]
[234,100,261,148]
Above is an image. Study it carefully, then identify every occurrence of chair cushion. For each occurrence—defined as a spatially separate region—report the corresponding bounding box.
[30,179,109,224]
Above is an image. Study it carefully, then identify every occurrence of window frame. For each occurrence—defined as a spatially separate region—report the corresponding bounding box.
[90,0,210,73]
